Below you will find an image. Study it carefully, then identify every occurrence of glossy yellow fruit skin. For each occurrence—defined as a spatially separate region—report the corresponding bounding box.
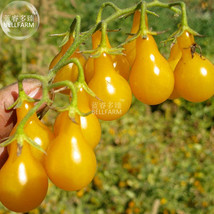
[24,118,54,163]
[129,34,174,105]
[49,36,86,94]
[168,42,182,99]
[112,54,130,80]
[177,31,195,49]
[49,35,77,69]
[54,88,101,149]
[77,88,101,148]
[45,113,97,191]
[84,55,130,83]
[174,53,214,102]
[88,53,132,121]
[85,55,130,82]
[0,142,48,213]
[10,102,54,164]
[53,52,86,92]
[84,57,95,83]
[174,31,214,102]
[49,52,63,70]
[84,30,130,82]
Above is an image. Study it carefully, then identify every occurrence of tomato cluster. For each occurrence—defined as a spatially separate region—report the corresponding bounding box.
[0,100,99,212]
[0,8,214,213]
[0,102,52,212]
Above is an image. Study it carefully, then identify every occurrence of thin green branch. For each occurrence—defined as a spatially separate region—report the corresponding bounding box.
[147,0,181,14]
[100,22,108,48]
[48,58,85,82]
[18,73,46,82]
[18,74,49,102]
[96,2,121,23]
[49,80,77,107]
[168,2,187,27]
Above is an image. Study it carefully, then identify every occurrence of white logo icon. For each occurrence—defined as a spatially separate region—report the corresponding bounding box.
[0,1,40,40]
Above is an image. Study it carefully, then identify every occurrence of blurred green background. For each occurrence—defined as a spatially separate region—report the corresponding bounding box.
[0,0,214,213]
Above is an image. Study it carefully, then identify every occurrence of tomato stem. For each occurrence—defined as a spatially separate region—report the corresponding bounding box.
[70,15,81,38]
[75,16,81,38]
[180,2,188,27]
[147,1,181,14]
[100,22,108,48]
[96,2,121,24]
[168,2,188,28]
[49,80,77,107]
[49,80,88,121]
[166,1,201,42]
[140,1,147,38]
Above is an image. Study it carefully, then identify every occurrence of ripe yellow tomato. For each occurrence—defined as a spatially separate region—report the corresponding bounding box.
[49,35,77,69]
[54,88,101,149]
[77,88,101,148]
[168,42,182,99]
[85,54,130,83]
[49,52,63,71]
[175,53,214,102]
[53,51,86,89]
[129,34,174,105]
[49,36,86,93]
[174,31,214,102]
[45,112,97,191]
[10,101,54,163]
[88,52,132,121]
[0,142,48,213]
[84,30,130,82]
